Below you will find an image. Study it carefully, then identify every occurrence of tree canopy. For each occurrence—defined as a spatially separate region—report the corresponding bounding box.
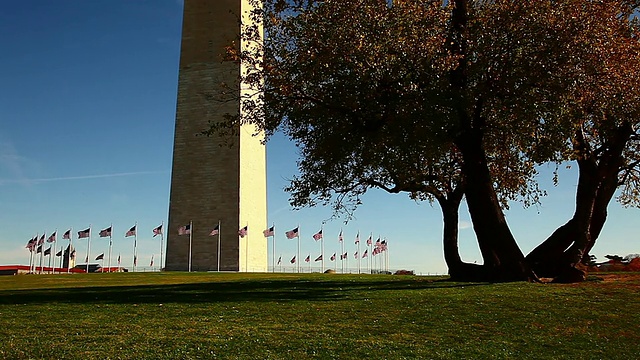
[214,0,640,282]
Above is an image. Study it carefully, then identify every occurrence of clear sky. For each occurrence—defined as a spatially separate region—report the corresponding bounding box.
[1,0,638,274]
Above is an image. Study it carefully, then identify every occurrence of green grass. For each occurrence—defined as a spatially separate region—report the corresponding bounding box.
[1,273,639,359]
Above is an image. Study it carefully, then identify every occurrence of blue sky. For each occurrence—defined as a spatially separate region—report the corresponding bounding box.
[1,1,638,274]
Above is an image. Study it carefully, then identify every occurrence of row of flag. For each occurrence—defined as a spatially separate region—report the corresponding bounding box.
[279,244,389,264]
[25,224,165,252]
[176,223,387,246]
[90,253,155,267]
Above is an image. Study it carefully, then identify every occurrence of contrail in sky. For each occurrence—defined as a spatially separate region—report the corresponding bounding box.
[0,171,168,184]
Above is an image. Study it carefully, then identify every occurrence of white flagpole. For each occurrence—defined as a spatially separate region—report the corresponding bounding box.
[48,234,53,272]
[321,224,325,273]
[108,223,113,273]
[217,220,221,272]
[245,223,249,272]
[68,227,73,274]
[39,233,44,274]
[370,233,374,274]
[341,229,344,274]
[297,224,300,273]
[272,224,275,273]
[28,248,33,274]
[188,220,193,272]
[386,239,389,273]
[53,229,57,273]
[30,235,34,274]
[133,222,138,272]
[160,221,164,270]
[86,225,92,273]
[357,231,361,274]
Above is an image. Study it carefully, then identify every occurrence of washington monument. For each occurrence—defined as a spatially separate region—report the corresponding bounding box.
[165,0,267,272]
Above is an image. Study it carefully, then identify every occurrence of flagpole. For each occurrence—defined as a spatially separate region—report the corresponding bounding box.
[133,222,138,272]
[86,225,92,273]
[272,224,275,273]
[31,235,35,274]
[386,239,389,273]
[321,224,325,273]
[53,229,58,273]
[28,247,33,274]
[357,231,361,274]
[160,221,164,271]
[68,227,73,274]
[108,223,113,273]
[188,220,193,272]
[42,233,47,273]
[245,223,249,272]
[297,224,300,273]
[48,234,53,272]
[341,229,344,274]
[35,233,40,274]
[217,220,221,272]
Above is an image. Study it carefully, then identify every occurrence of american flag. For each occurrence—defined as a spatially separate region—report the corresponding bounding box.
[37,234,45,245]
[314,255,322,262]
[44,247,51,256]
[178,224,191,235]
[312,229,323,241]
[95,253,104,260]
[285,227,299,239]
[210,224,220,236]
[153,225,162,237]
[354,251,358,259]
[238,225,248,238]
[150,255,154,267]
[25,238,35,250]
[134,255,137,266]
[305,255,310,263]
[47,232,56,243]
[290,256,296,264]
[277,256,282,265]
[99,226,112,238]
[63,229,71,240]
[330,253,336,261]
[55,250,63,257]
[362,249,368,258]
[354,232,360,244]
[338,230,343,242]
[36,245,42,254]
[78,228,90,239]
[117,254,121,265]
[125,225,136,237]
[263,226,274,237]
[366,236,372,246]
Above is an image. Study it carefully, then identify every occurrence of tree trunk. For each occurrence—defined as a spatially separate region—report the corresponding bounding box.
[438,188,488,281]
[526,124,632,282]
[526,219,577,278]
[448,0,531,282]
[457,131,532,281]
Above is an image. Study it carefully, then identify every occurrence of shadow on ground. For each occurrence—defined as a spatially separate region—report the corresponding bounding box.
[0,277,488,305]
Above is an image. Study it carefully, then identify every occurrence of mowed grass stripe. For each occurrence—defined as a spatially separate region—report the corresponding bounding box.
[1,273,639,359]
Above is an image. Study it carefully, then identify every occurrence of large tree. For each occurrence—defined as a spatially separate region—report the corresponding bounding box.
[527,3,640,281]
[214,0,640,281]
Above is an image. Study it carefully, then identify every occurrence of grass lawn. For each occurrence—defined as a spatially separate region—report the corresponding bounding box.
[0,272,639,359]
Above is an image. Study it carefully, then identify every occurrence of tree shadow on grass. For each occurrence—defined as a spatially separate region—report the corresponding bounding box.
[0,277,490,305]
